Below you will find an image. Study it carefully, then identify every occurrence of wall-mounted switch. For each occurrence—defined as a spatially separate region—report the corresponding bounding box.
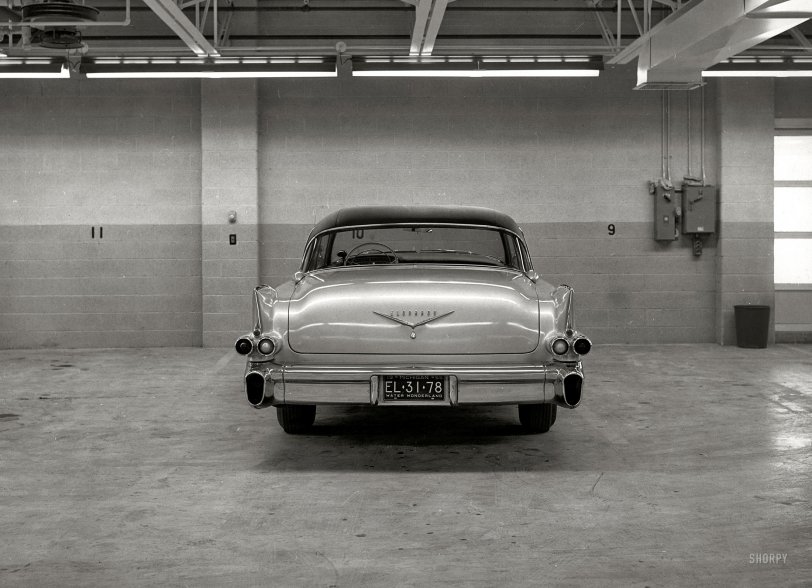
[682,185,717,234]
[653,185,677,241]
[229,234,237,245]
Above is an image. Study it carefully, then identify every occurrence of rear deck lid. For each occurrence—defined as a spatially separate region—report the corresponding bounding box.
[287,266,539,355]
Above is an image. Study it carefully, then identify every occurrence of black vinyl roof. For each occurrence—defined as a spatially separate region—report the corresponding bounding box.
[309,205,522,238]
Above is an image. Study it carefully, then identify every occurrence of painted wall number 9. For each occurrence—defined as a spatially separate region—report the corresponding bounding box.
[608,224,616,236]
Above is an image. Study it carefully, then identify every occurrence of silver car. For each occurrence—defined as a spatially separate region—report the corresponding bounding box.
[236,206,591,434]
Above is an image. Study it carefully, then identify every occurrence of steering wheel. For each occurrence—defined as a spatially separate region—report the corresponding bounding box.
[344,242,398,265]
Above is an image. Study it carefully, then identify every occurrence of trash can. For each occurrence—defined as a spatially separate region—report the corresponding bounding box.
[734,305,770,348]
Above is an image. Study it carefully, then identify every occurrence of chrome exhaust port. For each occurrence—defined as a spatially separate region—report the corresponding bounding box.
[245,372,273,409]
[554,372,583,409]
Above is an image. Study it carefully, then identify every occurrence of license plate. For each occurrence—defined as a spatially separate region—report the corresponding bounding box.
[381,375,445,402]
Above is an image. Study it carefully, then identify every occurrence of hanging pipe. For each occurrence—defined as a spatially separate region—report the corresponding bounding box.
[665,90,672,182]
[701,84,706,186]
[687,92,692,178]
[661,91,667,180]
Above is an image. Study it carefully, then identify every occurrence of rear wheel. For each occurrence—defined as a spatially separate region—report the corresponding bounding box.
[518,403,557,434]
[276,405,316,434]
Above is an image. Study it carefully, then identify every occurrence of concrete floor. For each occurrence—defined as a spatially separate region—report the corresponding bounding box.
[0,345,810,587]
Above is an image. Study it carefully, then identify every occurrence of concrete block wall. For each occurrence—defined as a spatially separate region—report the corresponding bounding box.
[775,78,812,119]
[0,80,202,348]
[201,80,259,347]
[715,79,775,346]
[258,67,719,343]
[0,67,786,348]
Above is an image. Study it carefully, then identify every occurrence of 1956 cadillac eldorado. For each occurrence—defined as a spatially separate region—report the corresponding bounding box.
[235,205,591,434]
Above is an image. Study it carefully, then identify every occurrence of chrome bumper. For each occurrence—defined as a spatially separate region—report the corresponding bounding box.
[245,363,583,408]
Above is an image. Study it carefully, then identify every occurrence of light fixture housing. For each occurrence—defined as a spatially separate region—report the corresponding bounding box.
[352,56,602,78]
[0,59,70,79]
[82,57,337,79]
[703,56,812,78]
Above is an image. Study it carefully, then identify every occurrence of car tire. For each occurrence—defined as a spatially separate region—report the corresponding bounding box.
[518,403,557,433]
[276,405,316,434]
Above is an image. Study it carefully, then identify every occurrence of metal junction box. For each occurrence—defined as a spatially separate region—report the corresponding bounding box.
[653,184,677,241]
[682,185,717,234]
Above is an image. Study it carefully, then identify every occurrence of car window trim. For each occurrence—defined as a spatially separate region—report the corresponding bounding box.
[303,222,530,272]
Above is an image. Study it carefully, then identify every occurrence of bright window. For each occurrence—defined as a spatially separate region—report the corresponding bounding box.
[775,136,812,182]
[774,187,812,232]
[774,129,812,337]
[775,133,812,287]
[774,239,812,283]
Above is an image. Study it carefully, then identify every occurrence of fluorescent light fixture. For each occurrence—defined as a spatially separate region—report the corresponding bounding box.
[354,69,600,78]
[703,69,812,77]
[0,61,70,79]
[352,57,602,78]
[82,59,337,79]
[704,57,812,78]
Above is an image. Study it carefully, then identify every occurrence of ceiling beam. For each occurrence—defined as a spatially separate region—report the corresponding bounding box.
[746,0,812,18]
[420,0,449,56]
[790,26,812,49]
[609,0,810,88]
[407,0,452,56]
[585,0,616,48]
[408,0,430,56]
[143,0,219,57]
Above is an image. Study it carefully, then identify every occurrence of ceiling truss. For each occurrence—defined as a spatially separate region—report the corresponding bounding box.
[142,0,218,56]
[610,0,812,88]
[0,1,811,84]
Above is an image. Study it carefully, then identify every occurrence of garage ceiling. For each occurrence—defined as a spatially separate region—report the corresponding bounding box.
[1,0,811,82]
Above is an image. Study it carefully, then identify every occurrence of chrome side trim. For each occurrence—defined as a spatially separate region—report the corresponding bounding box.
[552,284,575,333]
[460,381,545,405]
[280,365,552,379]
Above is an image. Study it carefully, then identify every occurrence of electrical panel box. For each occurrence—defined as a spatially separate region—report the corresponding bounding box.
[682,185,717,234]
[653,185,678,241]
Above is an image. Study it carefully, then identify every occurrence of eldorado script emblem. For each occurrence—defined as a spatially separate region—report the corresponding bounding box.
[373,310,455,339]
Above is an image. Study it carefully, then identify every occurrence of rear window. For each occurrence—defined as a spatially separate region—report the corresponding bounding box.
[304,225,525,271]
